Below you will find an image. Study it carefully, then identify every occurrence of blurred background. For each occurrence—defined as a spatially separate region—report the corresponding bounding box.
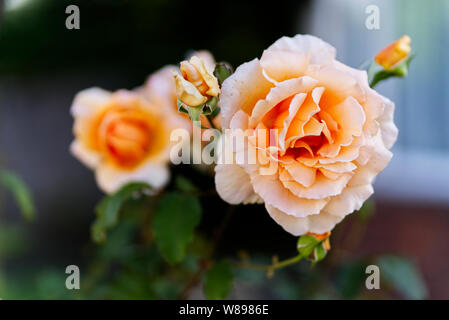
[0,0,447,299]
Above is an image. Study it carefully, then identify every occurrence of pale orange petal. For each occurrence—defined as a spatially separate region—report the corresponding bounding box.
[282,172,351,200]
[215,163,262,205]
[220,59,274,129]
[260,50,309,82]
[283,159,317,187]
[251,172,326,217]
[249,76,317,128]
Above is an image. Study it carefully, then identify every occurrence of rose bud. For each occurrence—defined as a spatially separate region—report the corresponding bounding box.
[306,232,331,262]
[173,55,220,107]
[375,35,411,70]
[306,231,331,251]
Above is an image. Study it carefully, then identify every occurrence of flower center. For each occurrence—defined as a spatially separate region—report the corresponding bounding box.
[105,118,151,167]
[263,93,336,159]
[94,105,165,169]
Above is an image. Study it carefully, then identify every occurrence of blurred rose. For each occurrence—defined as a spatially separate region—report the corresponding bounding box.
[71,89,189,193]
[215,35,397,235]
[375,35,411,70]
[140,65,192,130]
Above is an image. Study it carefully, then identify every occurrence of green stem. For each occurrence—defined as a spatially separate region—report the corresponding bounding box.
[272,254,304,269]
[369,79,379,89]
[235,253,305,273]
[205,114,217,130]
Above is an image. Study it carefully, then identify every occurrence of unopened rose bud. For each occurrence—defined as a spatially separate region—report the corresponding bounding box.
[173,56,220,107]
[297,231,331,263]
[305,231,331,262]
[375,35,411,70]
[306,231,331,251]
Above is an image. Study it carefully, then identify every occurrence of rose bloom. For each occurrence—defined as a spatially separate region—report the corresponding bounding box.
[215,35,398,235]
[71,88,189,193]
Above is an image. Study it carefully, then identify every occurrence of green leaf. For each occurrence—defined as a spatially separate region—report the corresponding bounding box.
[213,62,233,86]
[202,96,218,116]
[177,99,189,114]
[356,199,375,221]
[204,260,233,300]
[174,175,197,193]
[335,260,367,299]
[91,182,151,243]
[97,217,139,261]
[0,170,35,221]
[297,235,320,257]
[210,106,221,119]
[377,255,428,300]
[368,55,414,88]
[152,192,202,264]
[181,96,219,127]
[151,278,180,299]
[0,224,27,258]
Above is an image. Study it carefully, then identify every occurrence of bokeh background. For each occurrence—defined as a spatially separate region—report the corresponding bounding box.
[0,0,447,299]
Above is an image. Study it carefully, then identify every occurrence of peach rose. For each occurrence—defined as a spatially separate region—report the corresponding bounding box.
[71,88,189,193]
[215,35,398,235]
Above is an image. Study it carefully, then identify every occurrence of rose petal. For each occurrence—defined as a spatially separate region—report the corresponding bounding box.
[142,66,177,106]
[260,50,309,82]
[318,136,364,164]
[230,110,250,130]
[318,96,366,157]
[349,133,393,187]
[189,50,216,73]
[251,171,326,217]
[71,87,111,118]
[316,161,357,173]
[282,159,317,187]
[378,96,398,149]
[333,61,384,135]
[249,76,317,128]
[323,184,374,217]
[265,34,336,65]
[319,168,342,180]
[278,93,307,150]
[96,161,170,194]
[173,72,208,107]
[308,65,365,105]
[284,87,324,148]
[220,59,274,129]
[327,96,366,137]
[282,172,351,200]
[266,204,343,236]
[215,163,262,205]
[189,56,220,97]
[70,140,101,169]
